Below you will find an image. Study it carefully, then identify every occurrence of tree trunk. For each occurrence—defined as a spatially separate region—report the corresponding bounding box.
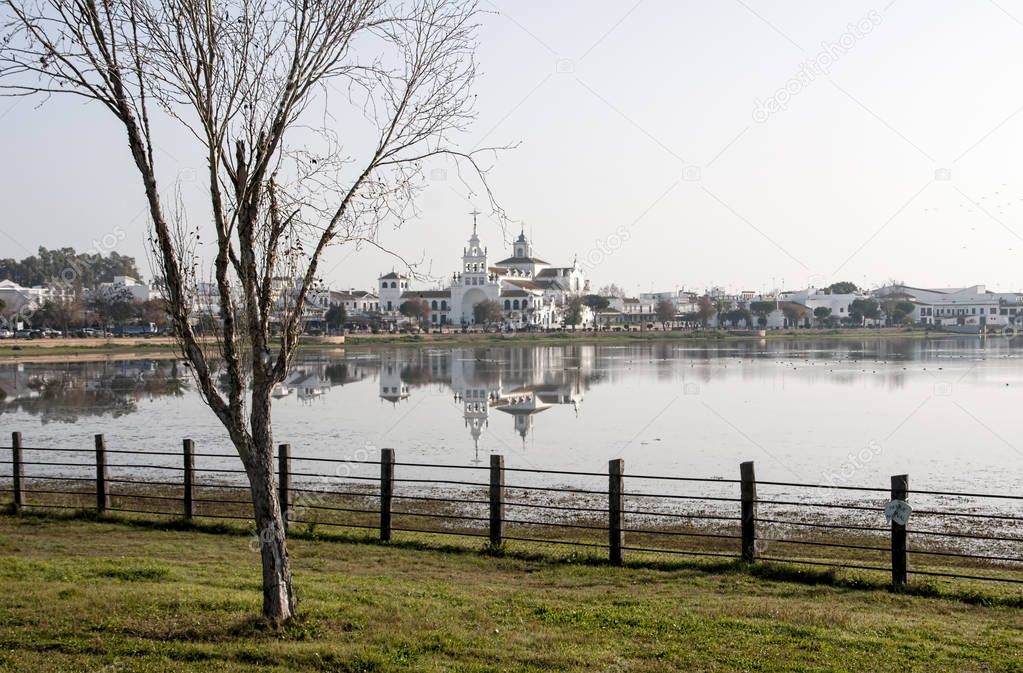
[246,398,296,624]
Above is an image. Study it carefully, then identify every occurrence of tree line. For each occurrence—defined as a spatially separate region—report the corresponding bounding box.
[0,247,141,290]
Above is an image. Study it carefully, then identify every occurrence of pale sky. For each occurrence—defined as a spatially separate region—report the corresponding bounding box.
[3,1,1023,295]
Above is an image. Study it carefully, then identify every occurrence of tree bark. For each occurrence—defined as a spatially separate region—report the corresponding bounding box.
[246,395,295,624]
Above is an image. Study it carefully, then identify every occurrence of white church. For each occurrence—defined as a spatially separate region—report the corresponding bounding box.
[377,215,588,329]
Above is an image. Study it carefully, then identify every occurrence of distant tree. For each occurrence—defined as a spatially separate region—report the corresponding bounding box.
[141,298,170,329]
[325,304,348,333]
[891,300,916,325]
[780,302,808,328]
[399,299,429,327]
[37,299,78,333]
[0,247,141,289]
[563,295,585,329]
[749,300,775,328]
[813,306,832,327]
[582,294,610,328]
[654,298,676,328]
[880,297,916,326]
[86,287,134,328]
[849,298,880,325]
[826,281,859,295]
[695,296,717,327]
[473,300,503,326]
[722,308,752,328]
[363,310,385,332]
[597,284,626,299]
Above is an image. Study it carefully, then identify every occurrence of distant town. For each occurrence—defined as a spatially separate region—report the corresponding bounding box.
[1,224,1022,338]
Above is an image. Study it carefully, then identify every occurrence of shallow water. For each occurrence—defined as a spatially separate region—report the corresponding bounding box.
[1,336,1021,501]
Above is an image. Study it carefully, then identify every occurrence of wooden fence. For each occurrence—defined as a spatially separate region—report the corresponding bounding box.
[2,431,1022,589]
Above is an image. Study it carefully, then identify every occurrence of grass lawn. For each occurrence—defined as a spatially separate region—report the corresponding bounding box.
[0,515,1020,672]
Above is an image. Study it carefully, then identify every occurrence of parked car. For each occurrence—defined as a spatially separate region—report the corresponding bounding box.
[41,328,62,337]
[14,330,32,338]
[0,328,12,339]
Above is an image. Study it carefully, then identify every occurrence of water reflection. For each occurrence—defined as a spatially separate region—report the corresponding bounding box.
[0,335,1020,493]
[1,336,1017,433]
[374,347,598,448]
[0,360,187,424]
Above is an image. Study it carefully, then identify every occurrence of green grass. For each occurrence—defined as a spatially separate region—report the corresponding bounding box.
[0,515,1020,672]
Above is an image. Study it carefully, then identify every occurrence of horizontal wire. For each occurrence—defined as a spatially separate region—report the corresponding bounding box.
[910,529,1023,543]
[501,535,606,549]
[907,548,1023,563]
[624,528,741,540]
[622,546,738,559]
[391,526,490,540]
[757,556,890,573]
[755,517,889,533]
[757,538,888,553]
[756,480,888,493]
[907,568,1023,584]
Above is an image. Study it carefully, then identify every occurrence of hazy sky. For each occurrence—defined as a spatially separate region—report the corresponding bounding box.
[3,1,1023,295]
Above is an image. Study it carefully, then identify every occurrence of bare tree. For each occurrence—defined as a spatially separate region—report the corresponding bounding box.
[1,0,499,623]
[654,298,674,329]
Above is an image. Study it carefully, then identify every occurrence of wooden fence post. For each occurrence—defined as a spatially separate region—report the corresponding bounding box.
[890,473,909,587]
[11,431,25,512]
[182,438,195,520]
[278,444,291,530]
[489,454,505,547]
[609,458,624,566]
[380,448,395,541]
[94,434,109,514]
[740,461,757,563]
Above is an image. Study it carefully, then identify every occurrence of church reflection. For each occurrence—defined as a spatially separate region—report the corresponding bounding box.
[380,347,592,448]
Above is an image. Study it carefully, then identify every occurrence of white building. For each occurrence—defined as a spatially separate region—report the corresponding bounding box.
[776,288,867,327]
[876,284,1023,328]
[329,289,380,318]
[0,279,76,325]
[95,276,161,303]
[376,218,587,329]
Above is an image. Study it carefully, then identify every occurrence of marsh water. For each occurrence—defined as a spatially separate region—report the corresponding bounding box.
[1,336,1021,502]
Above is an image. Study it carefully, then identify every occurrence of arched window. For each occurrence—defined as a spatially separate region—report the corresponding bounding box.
[513,299,520,310]
[504,300,511,310]
[441,300,448,310]
[390,281,396,289]
[431,300,438,310]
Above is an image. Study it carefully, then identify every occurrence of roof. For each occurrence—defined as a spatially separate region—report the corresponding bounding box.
[500,289,531,297]
[331,289,377,301]
[535,268,560,278]
[401,290,451,299]
[494,256,550,266]
[503,279,545,292]
[378,272,408,280]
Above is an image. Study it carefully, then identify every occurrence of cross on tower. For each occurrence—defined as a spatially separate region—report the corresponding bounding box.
[469,209,480,235]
